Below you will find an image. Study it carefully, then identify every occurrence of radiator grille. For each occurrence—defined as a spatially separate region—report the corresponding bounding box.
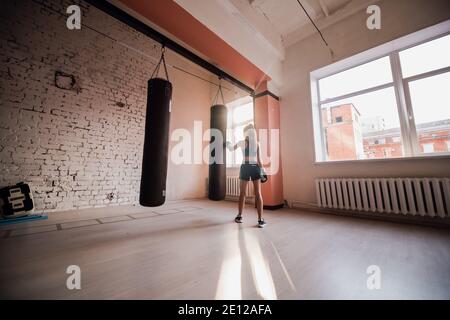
[226,176,254,197]
[315,178,450,218]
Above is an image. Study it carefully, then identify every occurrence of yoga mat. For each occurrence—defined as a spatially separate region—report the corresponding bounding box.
[0,214,48,226]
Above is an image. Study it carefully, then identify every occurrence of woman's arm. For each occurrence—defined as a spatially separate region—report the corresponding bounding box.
[226,140,242,151]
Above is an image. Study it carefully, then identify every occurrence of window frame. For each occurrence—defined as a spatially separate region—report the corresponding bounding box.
[402,64,450,155]
[226,96,254,168]
[310,20,450,163]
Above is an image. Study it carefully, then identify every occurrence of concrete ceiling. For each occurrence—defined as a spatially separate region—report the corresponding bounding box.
[111,0,380,92]
[175,0,379,92]
[246,0,378,47]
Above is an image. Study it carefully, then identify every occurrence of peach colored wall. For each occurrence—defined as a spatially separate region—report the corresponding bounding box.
[267,96,284,206]
[254,94,284,206]
[166,51,212,200]
[279,0,450,205]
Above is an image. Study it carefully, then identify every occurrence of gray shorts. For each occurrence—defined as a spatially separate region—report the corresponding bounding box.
[239,164,261,181]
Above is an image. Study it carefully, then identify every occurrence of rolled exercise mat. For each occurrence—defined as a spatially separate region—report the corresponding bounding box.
[140,77,172,206]
[208,104,227,200]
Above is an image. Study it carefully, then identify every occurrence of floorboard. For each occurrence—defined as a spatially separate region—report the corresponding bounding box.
[0,199,449,299]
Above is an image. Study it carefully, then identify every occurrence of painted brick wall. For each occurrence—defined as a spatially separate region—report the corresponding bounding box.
[0,0,210,212]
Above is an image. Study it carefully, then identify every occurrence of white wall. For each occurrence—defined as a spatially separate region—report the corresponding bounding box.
[279,0,450,205]
[0,0,212,211]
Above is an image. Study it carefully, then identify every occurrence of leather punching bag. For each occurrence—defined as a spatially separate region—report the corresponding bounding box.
[140,77,172,206]
[208,104,227,200]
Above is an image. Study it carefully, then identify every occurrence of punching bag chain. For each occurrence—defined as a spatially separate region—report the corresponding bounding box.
[212,78,225,105]
[151,45,170,82]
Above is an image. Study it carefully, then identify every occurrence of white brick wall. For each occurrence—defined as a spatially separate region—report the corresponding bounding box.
[0,0,210,212]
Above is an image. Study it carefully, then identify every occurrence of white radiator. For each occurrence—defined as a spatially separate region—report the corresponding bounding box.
[226,176,254,197]
[315,178,450,218]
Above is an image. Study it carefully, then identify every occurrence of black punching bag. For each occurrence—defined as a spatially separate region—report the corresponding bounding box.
[208,104,227,200]
[140,77,172,207]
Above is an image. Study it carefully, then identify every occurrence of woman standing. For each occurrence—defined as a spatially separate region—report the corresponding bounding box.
[226,124,266,228]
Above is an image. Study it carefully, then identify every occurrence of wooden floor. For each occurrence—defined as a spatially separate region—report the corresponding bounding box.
[0,199,449,299]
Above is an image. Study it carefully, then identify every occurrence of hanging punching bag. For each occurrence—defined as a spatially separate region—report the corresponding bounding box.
[208,102,227,201]
[140,50,172,207]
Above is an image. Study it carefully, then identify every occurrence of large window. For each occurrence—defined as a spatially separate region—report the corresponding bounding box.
[226,96,254,167]
[311,23,450,162]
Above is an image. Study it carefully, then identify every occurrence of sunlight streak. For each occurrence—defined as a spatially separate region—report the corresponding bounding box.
[215,228,242,300]
[244,231,277,300]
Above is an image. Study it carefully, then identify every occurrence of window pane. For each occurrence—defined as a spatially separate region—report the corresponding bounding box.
[233,102,253,124]
[321,87,403,161]
[226,152,233,167]
[227,107,233,127]
[226,97,254,166]
[235,148,243,165]
[226,123,252,166]
[232,125,246,165]
[408,72,450,154]
[400,35,450,78]
[233,124,246,143]
[318,57,392,101]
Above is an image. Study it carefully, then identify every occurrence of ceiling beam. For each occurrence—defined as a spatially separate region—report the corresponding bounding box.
[85,0,254,94]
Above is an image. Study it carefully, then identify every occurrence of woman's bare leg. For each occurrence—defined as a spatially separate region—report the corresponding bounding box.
[252,179,263,220]
[238,180,248,215]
